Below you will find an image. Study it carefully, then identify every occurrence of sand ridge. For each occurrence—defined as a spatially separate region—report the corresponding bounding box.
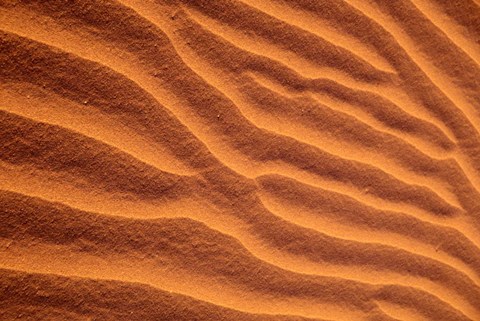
[1,0,480,320]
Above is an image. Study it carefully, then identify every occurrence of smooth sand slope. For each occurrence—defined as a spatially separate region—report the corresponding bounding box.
[1,0,480,320]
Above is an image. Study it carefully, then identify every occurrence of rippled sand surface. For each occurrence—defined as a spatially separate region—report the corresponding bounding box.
[1,1,480,320]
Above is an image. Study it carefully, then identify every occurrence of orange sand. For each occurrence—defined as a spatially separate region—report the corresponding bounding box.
[1,0,480,320]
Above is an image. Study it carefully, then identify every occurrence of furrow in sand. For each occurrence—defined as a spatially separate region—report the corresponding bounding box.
[253,172,480,248]
[256,202,480,289]
[0,257,470,321]
[0,100,192,177]
[155,20,462,210]
[277,0,480,184]
[255,177,480,284]
[431,0,480,41]
[341,0,480,194]
[247,71,455,159]
[0,167,218,225]
[155,6,469,210]
[0,0,474,249]
[0,15,290,188]
[180,0,458,143]
[257,173,480,252]
[3,172,480,304]
[5,185,480,295]
[238,77,480,214]
[4,162,480,302]
[3,154,480,308]
[0,110,195,202]
[0,29,270,195]
[374,300,430,321]
[112,3,464,218]
[180,4,394,94]
[2,4,467,219]
[0,191,477,320]
[410,0,480,65]
[0,192,385,320]
[174,0,393,83]
[237,0,395,74]
[344,0,480,135]
[0,27,221,172]
[0,268,326,321]
[369,1,480,166]
[237,81,464,205]
[7,16,480,220]
[175,4,458,154]
[373,0,480,91]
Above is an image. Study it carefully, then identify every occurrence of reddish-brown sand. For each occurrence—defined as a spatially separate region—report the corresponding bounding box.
[1,0,480,320]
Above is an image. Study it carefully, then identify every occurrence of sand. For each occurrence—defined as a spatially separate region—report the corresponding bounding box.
[1,0,480,320]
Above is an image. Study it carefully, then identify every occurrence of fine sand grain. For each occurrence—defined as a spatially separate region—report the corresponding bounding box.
[1,1,480,320]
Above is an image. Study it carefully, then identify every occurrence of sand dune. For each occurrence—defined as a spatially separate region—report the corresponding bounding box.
[1,0,479,320]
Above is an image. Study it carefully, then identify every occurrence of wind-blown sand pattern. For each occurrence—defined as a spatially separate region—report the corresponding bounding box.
[1,0,480,320]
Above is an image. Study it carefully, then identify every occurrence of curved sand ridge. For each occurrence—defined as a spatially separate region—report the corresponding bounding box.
[1,1,480,320]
